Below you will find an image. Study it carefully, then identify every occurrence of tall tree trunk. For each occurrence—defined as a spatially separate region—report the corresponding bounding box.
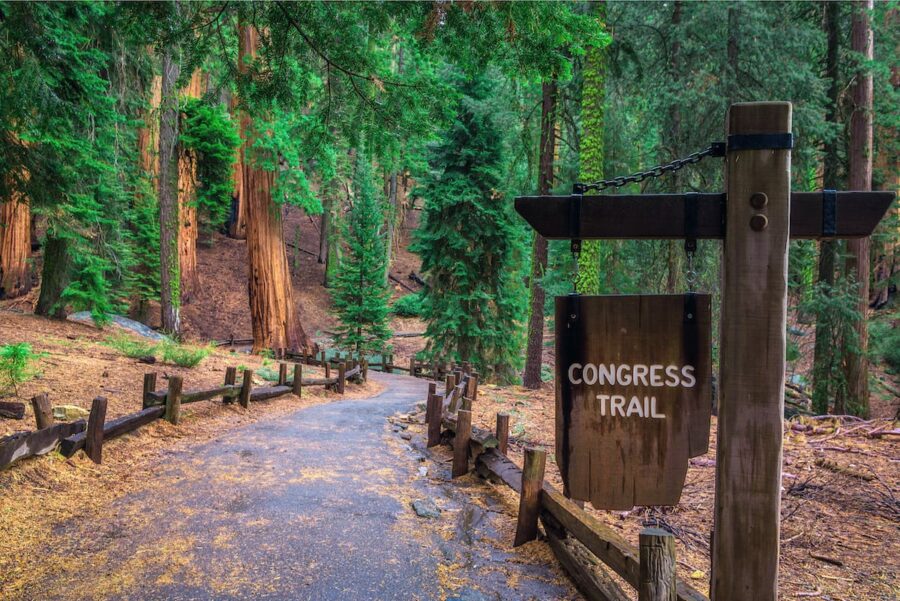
[34,233,71,318]
[574,4,606,295]
[158,47,182,335]
[522,80,557,389]
[239,24,308,353]
[178,69,203,302]
[842,0,874,416]
[318,193,328,265]
[813,0,842,414]
[227,92,247,239]
[0,193,30,299]
[133,73,162,323]
[384,171,398,285]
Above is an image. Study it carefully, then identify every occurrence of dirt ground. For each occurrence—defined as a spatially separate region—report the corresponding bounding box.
[465,382,899,601]
[0,310,383,598]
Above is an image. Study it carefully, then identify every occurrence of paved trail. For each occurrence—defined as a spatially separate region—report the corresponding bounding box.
[28,373,577,601]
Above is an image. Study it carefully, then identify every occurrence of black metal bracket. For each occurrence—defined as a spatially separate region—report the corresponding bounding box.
[822,189,837,237]
[727,133,794,152]
[684,192,699,254]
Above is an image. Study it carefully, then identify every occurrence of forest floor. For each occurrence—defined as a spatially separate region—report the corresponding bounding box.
[2,372,578,601]
[457,382,900,601]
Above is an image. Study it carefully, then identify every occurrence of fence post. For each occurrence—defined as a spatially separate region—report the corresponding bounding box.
[514,447,546,546]
[239,369,253,408]
[496,413,509,455]
[452,409,472,478]
[410,357,416,377]
[713,102,791,601]
[292,364,302,397]
[85,396,108,464]
[445,373,455,397]
[31,393,53,430]
[338,362,346,394]
[278,363,288,386]
[384,353,393,374]
[165,376,183,425]
[361,358,368,381]
[223,367,237,403]
[639,527,677,601]
[467,373,478,402]
[142,372,157,409]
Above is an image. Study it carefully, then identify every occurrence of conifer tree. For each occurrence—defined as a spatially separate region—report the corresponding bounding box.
[331,150,391,355]
[412,76,526,382]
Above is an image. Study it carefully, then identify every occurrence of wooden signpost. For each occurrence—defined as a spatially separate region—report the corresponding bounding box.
[515,102,895,601]
[556,294,711,510]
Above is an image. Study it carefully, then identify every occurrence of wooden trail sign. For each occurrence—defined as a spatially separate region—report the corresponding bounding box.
[514,102,894,601]
[556,294,711,510]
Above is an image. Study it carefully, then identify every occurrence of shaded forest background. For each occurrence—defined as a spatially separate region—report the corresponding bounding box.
[0,1,897,418]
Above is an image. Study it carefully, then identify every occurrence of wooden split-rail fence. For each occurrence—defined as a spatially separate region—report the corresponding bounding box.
[426,366,707,601]
[0,356,366,471]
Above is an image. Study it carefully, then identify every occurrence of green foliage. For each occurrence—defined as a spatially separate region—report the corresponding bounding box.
[179,97,241,235]
[412,75,527,383]
[391,292,424,317]
[256,366,282,383]
[870,314,900,374]
[331,149,392,355]
[0,343,46,396]
[105,335,156,359]
[159,340,212,368]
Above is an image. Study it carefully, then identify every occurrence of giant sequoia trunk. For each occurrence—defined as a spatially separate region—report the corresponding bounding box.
[239,25,307,353]
[0,194,31,299]
[178,69,203,302]
[228,93,247,240]
[158,48,182,335]
[522,80,557,389]
[841,0,874,416]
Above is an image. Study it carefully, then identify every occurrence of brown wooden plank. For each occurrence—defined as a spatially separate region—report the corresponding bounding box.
[239,369,253,408]
[59,406,165,457]
[145,384,241,406]
[712,102,790,601]
[249,385,292,402]
[555,294,712,509]
[514,191,893,240]
[474,449,708,601]
[426,393,442,448]
[165,375,182,425]
[1,421,86,469]
[292,364,302,396]
[496,413,509,455]
[142,372,157,408]
[0,401,25,420]
[442,414,499,455]
[544,525,631,601]
[300,377,338,386]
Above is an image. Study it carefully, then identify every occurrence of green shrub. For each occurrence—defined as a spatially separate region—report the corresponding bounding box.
[0,343,47,395]
[391,292,423,317]
[105,334,157,359]
[159,341,212,368]
[871,316,900,373]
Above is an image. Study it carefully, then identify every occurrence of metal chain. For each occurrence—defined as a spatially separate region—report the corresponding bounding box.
[572,142,725,194]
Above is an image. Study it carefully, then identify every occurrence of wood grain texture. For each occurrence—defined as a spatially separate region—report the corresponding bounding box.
[239,369,253,408]
[514,447,547,546]
[292,364,302,396]
[474,449,707,601]
[1,421,85,469]
[515,191,893,240]
[224,367,237,403]
[142,372,157,408]
[496,413,509,455]
[0,401,25,420]
[712,101,790,601]
[639,528,677,601]
[165,375,182,425]
[84,396,108,464]
[452,409,472,478]
[426,393,442,448]
[555,294,712,509]
[30,393,53,430]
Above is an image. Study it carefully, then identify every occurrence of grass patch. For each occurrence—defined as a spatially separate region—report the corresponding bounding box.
[0,343,47,395]
[105,334,157,359]
[159,340,212,368]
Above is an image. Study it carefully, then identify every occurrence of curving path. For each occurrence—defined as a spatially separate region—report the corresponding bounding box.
[24,372,578,601]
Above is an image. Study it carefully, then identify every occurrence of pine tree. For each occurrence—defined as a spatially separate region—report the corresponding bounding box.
[331,150,391,355]
[412,76,526,382]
